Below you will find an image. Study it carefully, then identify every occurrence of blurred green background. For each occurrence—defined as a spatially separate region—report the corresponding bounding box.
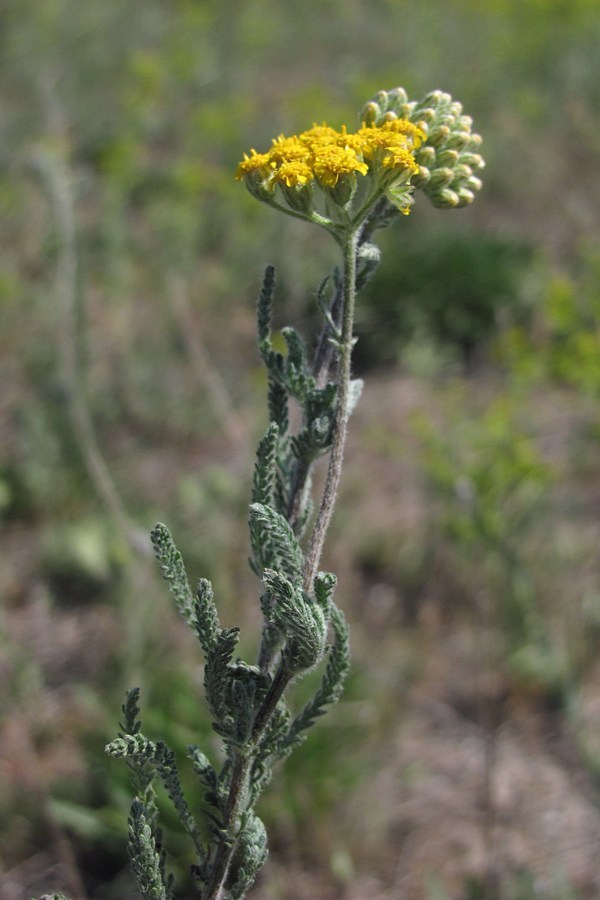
[2,0,600,897]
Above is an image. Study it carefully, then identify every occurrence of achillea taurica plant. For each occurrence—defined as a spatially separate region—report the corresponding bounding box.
[105,87,484,900]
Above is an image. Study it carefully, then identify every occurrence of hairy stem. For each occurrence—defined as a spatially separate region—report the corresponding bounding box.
[208,227,359,897]
[303,229,358,591]
[205,663,293,900]
[287,207,385,531]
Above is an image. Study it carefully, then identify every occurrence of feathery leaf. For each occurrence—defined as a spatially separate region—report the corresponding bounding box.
[283,603,350,747]
[127,798,168,900]
[249,502,304,584]
[106,733,205,858]
[150,523,195,626]
[194,578,221,657]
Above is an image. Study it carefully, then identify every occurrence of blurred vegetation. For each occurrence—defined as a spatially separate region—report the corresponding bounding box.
[1,0,600,897]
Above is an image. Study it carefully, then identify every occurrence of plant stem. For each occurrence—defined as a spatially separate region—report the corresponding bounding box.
[303,229,358,591]
[204,663,293,900]
[287,207,386,530]
[207,228,358,897]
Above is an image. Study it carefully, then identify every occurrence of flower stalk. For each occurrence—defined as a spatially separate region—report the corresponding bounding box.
[303,228,358,592]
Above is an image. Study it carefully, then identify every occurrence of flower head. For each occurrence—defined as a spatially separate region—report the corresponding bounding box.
[269,135,311,164]
[236,116,420,223]
[235,150,273,181]
[310,144,368,188]
[235,89,483,225]
[298,124,340,148]
[272,160,313,188]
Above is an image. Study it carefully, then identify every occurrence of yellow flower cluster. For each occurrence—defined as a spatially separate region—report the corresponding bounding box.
[236,118,424,195]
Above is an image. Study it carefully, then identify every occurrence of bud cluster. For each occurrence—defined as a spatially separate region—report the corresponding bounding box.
[361,87,485,209]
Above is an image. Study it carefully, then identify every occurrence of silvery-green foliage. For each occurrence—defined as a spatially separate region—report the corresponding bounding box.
[107,268,353,899]
[106,733,205,857]
[127,798,170,900]
[227,813,268,900]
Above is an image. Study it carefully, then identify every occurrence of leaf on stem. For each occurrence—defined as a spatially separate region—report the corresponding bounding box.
[262,568,327,672]
[127,798,169,900]
[204,626,241,728]
[106,733,206,859]
[257,264,276,353]
[249,502,305,584]
[283,603,350,748]
[150,523,195,626]
[251,422,279,509]
[227,812,268,899]
[193,578,221,657]
[117,689,158,825]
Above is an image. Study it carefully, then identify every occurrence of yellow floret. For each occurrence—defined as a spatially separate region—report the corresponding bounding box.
[272,160,314,188]
[235,150,273,180]
[311,145,368,188]
[378,117,426,147]
[381,146,420,174]
[268,135,311,164]
[299,124,341,149]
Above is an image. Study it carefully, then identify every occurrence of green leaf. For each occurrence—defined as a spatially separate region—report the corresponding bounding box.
[150,523,195,626]
[204,626,241,727]
[267,378,289,434]
[283,602,350,747]
[194,578,221,657]
[262,569,327,672]
[251,422,279,508]
[127,798,168,900]
[227,812,268,899]
[249,502,304,585]
[313,571,337,618]
[106,733,205,859]
[257,265,276,352]
[117,689,159,825]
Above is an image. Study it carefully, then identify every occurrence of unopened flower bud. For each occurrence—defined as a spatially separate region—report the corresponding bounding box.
[416,146,436,166]
[428,125,451,147]
[410,165,430,187]
[361,101,380,127]
[437,149,459,167]
[418,107,437,123]
[387,86,409,106]
[374,90,389,110]
[460,152,484,169]
[433,187,460,208]
[429,167,455,189]
[446,131,472,150]
[456,187,475,206]
[436,113,457,130]
[280,183,314,213]
[421,90,444,106]
[453,163,473,180]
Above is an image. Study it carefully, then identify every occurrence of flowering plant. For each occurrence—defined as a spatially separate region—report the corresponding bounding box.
[105,87,484,900]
